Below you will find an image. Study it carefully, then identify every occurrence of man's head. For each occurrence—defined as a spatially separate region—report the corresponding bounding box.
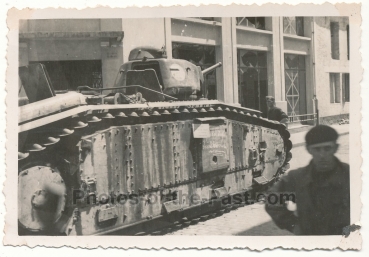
[305,125,339,172]
[266,96,275,108]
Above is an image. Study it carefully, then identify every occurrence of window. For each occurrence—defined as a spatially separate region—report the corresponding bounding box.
[330,73,341,103]
[238,50,268,115]
[192,17,215,21]
[172,42,217,99]
[343,73,350,102]
[330,22,340,60]
[283,17,304,36]
[347,25,350,60]
[236,17,266,30]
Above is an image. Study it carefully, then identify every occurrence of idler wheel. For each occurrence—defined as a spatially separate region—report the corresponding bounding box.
[18,165,66,232]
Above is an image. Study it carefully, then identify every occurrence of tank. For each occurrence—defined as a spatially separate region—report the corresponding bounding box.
[18,47,292,235]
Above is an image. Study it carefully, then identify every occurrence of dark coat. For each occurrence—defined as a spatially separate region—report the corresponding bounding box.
[265,158,350,235]
[267,106,288,122]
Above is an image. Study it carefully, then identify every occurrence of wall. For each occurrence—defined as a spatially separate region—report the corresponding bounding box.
[236,30,271,49]
[101,44,124,88]
[284,37,310,54]
[19,17,350,123]
[27,39,102,62]
[170,18,231,102]
[171,19,221,45]
[19,19,123,90]
[313,17,349,120]
[25,19,101,32]
[121,19,166,63]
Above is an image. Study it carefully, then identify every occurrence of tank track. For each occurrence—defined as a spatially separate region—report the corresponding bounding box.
[18,101,292,235]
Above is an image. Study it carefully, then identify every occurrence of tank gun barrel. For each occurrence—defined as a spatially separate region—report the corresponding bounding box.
[202,62,222,75]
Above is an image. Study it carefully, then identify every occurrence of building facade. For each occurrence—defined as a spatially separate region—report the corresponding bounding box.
[19,17,350,125]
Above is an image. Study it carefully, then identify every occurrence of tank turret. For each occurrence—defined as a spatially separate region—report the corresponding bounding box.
[114,46,222,100]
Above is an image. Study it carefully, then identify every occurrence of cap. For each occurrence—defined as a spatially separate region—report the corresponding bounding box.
[305,125,338,146]
[266,96,275,101]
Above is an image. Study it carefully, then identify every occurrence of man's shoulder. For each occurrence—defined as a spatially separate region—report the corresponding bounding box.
[269,166,309,190]
[339,161,349,168]
[338,160,350,173]
[271,106,282,112]
[284,166,309,180]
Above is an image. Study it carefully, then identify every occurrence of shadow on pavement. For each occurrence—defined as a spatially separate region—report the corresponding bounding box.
[235,220,294,236]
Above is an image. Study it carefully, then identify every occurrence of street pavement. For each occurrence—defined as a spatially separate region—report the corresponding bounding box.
[167,201,293,235]
[168,126,349,236]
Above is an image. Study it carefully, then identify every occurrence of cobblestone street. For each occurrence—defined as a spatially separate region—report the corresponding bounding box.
[168,133,349,236]
[167,201,293,236]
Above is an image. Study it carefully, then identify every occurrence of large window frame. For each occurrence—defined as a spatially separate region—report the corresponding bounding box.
[343,73,350,103]
[330,22,340,60]
[283,17,304,36]
[192,17,215,21]
[236,17,266,30]
[346,25,350,60]
[284,54,307,118]
[172,42,217,100]
[329,73,341,103]
[237,49,268,115]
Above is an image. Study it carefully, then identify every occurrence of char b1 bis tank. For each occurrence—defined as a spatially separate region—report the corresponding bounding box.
[18,46,292,235]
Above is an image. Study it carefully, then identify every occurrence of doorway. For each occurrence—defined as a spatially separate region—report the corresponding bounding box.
[238,50,268,116]
[284,54,307,121]
[29,60,103,91]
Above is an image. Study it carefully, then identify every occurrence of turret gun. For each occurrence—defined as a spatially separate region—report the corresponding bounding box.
[202,62,222,76]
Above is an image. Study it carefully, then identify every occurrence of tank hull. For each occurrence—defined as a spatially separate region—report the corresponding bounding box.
[18,100,291,235]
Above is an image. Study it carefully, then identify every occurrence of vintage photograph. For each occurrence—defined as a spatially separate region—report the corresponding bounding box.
[5,3,362,250]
